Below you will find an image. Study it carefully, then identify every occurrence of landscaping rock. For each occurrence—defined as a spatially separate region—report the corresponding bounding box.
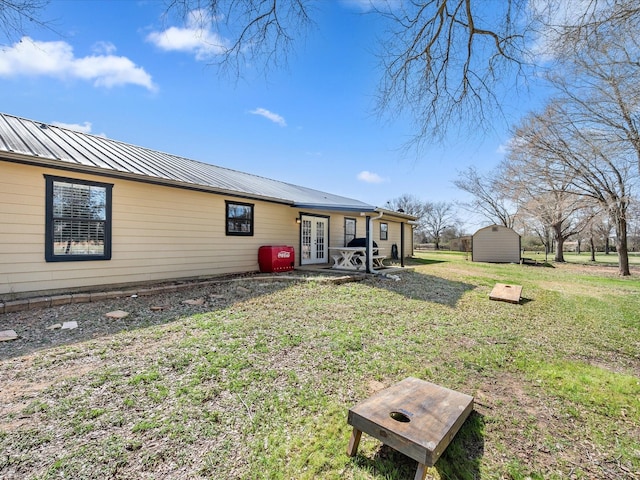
[182,298,204,306]
[46,323,62,330]
[105,310,130,319]
[61,321,78,330]
[0,329,18,341]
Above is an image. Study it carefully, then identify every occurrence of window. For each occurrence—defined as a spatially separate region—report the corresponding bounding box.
[45,175,112,262]
[344,218,356,246]
[380,222,388,241]
[226,201,254,235]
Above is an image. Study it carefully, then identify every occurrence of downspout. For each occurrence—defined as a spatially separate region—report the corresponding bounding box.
[366,211,384,273]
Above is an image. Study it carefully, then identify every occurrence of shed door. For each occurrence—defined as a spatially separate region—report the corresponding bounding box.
[300,215,328,265]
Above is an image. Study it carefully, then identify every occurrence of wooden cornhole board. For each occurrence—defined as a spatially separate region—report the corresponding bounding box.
[347,377,474,480]
[489,283,522,304]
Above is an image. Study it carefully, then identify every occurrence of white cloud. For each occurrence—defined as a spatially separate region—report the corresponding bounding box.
[51,121,108,137]
[0,37,157,91]
[92,41,117,55]
[357,170,386,183]
[146,9,227,61]
[52,121,93,133]
[249,108,287,127]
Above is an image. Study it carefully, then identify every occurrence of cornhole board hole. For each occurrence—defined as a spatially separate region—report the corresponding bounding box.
[489,283,522,304]
[347,377,474,480]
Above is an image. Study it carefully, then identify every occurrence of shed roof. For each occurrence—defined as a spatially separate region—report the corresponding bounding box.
[0,112,378,212]
[473,225,521,237]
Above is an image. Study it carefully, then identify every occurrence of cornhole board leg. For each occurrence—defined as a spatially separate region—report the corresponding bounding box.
[415,463,429,480]
[346,427,362,456]
[348,425,429,480]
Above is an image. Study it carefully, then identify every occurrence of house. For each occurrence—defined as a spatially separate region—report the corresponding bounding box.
[472,225,521,263]
[0,113,415,300]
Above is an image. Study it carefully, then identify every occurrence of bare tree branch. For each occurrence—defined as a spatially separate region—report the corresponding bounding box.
[374,0,530,150]
[454,165,518,228]
[164,0,314,79]
[0,0,51,43]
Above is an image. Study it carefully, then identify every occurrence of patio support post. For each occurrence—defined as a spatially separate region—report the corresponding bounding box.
[401,222,405,267]
[365,215,371,273]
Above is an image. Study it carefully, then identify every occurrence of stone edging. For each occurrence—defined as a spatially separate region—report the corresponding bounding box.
[0,273,361,315]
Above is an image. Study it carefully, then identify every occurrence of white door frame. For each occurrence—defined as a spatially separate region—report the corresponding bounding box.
[300,214,329,265]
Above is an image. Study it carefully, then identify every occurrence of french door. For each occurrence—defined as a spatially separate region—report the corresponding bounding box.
[300,215,328,265]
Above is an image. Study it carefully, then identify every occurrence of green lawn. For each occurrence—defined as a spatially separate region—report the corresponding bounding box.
[523,249,640,267]
[1,252,639,479]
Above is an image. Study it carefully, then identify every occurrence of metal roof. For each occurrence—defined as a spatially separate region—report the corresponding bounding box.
[0,112,376,211]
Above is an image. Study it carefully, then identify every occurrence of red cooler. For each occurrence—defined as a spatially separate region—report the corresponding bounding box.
[258,245,295,273]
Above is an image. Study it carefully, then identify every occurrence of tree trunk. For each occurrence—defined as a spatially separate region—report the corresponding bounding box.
[605,237,611,255]
[615,217,630,276]
[590,237,596,262]
[552,223,565,262]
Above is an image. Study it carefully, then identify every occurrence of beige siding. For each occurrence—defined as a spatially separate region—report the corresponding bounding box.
[472,225,521,263]
[1,161,415,298]
[1,162,299,298]
[323,212,412,260]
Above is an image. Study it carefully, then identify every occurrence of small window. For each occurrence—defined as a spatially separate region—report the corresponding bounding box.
[380,222,388,241]
[226,201,254,236]
[344,218,356,246]
[45,175,112,262]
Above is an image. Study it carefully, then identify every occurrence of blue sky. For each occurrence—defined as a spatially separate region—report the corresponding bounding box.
[0,0,544,231]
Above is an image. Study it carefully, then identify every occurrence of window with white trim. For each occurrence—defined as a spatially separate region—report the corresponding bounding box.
[380,222,388,241]
[344,218,356,246]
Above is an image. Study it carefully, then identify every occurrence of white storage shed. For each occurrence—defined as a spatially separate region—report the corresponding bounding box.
[472,225,521,263]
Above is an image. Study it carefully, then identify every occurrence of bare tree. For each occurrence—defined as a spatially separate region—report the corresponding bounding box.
[546,1,640,60]
[501,141,596,262]
[454,166,517,228]
[506,6,640,275]
[626,198,640,252]
[421,201,457,250]
[511,101,635,275]
[517,211,553,260]
[546,24,640,174]
[384,193,430,246]
[0,0,51,43]
[522,192,592,262]
[384,193,427,219]
[574,208,613,260]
